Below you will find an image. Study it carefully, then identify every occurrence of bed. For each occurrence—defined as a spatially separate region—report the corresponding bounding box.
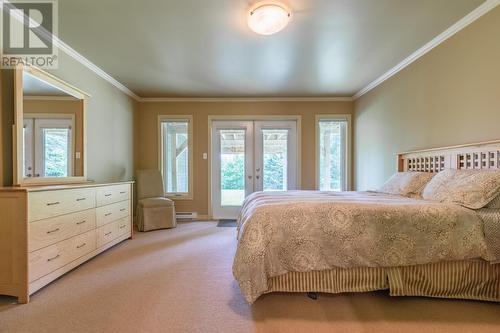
[233,140,500,304]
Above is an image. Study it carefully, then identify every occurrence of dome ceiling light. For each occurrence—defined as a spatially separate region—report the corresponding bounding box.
[248,2,292,36]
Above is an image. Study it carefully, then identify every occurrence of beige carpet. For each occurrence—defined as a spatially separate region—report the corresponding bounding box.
[1,222,500,333]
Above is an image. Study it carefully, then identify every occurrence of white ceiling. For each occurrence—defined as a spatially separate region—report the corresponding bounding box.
[23,72,72,96]
[57,0,486,98]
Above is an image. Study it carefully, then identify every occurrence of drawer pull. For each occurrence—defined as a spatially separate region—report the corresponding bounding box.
[120,208,126,212]
[105,232,112,236]
[76,198,87,202]
[120,191,126,194]
[46,228,60,234]
[46,201,60,206]
[105,213,112,217]
[76,220,87,225]
[104,194,112,197]
[77,243,87,249]
[120,225,127,229]
[47,254,60,262]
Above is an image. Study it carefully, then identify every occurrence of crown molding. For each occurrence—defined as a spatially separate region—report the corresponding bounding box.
[53,38,141,101]
[353,0,500,100]
[139,96,353,103]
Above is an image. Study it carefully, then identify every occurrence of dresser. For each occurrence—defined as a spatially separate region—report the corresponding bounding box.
[0,182,134,303]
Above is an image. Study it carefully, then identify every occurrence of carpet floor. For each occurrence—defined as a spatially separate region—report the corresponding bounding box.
[1,221,499,333]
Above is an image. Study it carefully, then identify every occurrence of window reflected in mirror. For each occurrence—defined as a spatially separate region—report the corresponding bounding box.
[23,72,84,179]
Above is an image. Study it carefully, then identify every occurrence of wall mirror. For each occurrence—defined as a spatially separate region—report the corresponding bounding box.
[13,65,90,186]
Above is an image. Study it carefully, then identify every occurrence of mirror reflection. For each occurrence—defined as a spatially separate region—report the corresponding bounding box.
[23,72,84,179]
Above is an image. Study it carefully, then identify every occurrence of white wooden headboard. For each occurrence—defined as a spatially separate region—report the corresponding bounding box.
[398,140,500,172]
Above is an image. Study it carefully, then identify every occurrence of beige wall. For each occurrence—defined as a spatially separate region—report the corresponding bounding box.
[354,7,500,191]
[24,98,85,176]
[0,50,137,186]
[135,101,353,216]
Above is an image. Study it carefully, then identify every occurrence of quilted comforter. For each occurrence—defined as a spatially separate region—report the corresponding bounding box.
[233,191,495,303]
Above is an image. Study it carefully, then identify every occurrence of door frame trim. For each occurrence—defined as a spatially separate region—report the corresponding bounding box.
[207,115,302,220]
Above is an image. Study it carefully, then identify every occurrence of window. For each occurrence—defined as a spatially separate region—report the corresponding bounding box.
[159,116,193,199]
[316,115,351,191]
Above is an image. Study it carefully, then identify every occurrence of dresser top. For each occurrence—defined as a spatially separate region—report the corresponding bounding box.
[0,181,134,193]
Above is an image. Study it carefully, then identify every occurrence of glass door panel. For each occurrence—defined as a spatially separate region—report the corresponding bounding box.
[254,121,297,192]
[220,130,246,207]
[211,121,253,220]
[262,129,288,191]
[43,128,70,177]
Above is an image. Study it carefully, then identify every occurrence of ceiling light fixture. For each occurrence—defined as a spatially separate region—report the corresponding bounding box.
[248,2,292,36]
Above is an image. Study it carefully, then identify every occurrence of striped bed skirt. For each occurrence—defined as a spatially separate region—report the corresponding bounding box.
[267,260,500,302]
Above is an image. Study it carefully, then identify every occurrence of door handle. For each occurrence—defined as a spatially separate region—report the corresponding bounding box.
[256,176,260,180]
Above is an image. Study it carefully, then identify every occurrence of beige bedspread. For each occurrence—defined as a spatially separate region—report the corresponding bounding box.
[233,191,495,303]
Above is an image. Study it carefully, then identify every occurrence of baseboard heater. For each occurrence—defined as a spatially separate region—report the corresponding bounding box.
[176,212,198,220]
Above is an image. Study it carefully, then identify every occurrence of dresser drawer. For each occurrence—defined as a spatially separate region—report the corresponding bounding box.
[96,184,131,207]
[29,188,96,222]
[96,221,118,247]
[29,230,96,282]
[117,217,131,237]
[96,200,130,227]
[29,209,96,252]
[97,217,130,247]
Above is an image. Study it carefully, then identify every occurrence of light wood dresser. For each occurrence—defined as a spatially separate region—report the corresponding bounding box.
[0,181,134,303]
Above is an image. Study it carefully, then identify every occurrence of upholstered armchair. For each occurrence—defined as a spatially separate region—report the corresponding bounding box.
[135,169,177,231]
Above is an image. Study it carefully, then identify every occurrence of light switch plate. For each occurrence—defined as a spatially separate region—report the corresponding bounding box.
[203,153,208,160]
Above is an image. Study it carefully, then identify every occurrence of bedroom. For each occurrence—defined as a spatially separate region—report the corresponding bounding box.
[1,0,500,332]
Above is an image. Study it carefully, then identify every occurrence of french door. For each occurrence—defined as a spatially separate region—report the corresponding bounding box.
[211,120,298,219]
[23,117,74,178]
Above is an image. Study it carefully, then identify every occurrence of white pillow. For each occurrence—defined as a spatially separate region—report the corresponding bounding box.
[422,169,500,209]
[378,172,435,197]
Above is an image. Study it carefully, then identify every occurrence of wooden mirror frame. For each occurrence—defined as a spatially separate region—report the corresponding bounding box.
[13,64,90,186]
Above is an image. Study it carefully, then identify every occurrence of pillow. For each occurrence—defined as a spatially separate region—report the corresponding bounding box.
[422,169,500,209]
[486,193,500,209]
[377,171,435,197]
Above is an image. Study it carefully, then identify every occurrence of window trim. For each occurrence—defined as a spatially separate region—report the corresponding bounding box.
[315,114,352,191]
[158,115,194,200]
